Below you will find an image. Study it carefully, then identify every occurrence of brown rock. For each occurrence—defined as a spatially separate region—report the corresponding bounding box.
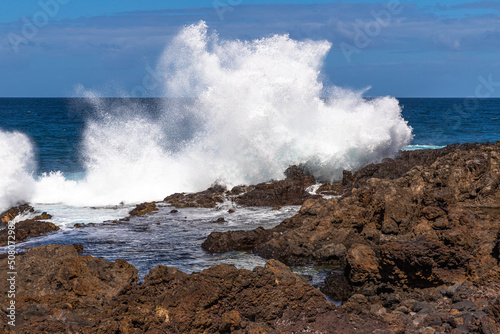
[233,165,319,207]
[0,244,138,332]
[346,243,380,284]
[0,203,34,226]
[0,212,59,246]
[202,226,271,252]
[164,165,321,209]
[128,201,158,216]
[0,246,395,333]
[164,184,226,208]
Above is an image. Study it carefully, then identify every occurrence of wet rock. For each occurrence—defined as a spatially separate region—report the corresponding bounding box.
[128,201,158,216]
[316,182,343,196]
[164,165,322,209]
[202,226,271,252]
[73,244,84,252]
[320,272,353,302]
[0,203,34,227]
[233,165,318,207]
[0,212,59,246]
[164,184,226,208]
[203,142,499,276]
[197,142,500,333]
[0,246,396,333]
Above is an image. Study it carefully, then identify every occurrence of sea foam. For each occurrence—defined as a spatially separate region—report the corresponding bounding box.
[0,130,36,213]
[10,21,413,208]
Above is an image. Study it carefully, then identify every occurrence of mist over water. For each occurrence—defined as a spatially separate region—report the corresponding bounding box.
[1,21,412,210]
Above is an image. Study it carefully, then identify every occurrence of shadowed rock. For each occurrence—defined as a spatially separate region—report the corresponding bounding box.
[0,212,59,246]
[0,244,397,333]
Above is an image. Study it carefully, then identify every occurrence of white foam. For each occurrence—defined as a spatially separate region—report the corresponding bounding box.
[0,130,36,213]
[16,21,413,208]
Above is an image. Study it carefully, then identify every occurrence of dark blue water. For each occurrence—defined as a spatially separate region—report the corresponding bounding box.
[0,98,499,175]
[399,98,500,146]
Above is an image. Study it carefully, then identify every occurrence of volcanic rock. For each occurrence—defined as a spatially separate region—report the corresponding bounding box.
[0,244,398,333]
[128,201,159,216]
[0,204,34,228]
[201,142,500,332]
[164,165,321,209]
[0,212,59,247]
[164,184,226,208]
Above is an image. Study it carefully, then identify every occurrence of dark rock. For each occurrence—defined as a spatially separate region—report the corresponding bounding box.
[202,227,271,253]
[452,284,474,303]
[170,209,179,213]
[128,201,158,216]
[381,293,400,309]
[234,165,318,207]
[479,316,499,334]
[486,298,500,320]
[452,300,476,312]
[202,142,500,280]
[413,301,433,313]
[73,244,84,252]
[473,310,487,319]
[0,212,59,246]
[320,271,353,302]
[164,165,322,209]
[0,246,397,333]
[164,185,225,208]
[423,314,443,327]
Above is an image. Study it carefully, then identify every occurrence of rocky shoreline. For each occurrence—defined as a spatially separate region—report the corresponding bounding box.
[1,142,499,333]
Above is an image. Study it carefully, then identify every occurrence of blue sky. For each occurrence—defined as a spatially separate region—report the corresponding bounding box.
[1,0,499,97]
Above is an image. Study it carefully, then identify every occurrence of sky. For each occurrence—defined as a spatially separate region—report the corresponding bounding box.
[1,0,499,97]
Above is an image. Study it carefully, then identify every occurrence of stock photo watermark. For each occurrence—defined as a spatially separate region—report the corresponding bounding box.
[213,0,244,21]
[445,74,500,131]
[340,0,402,64]
[7,0,70,53]
[131,65,161,98]
[5,220,17,327]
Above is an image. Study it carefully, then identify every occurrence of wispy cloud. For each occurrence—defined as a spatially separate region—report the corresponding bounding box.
[0,2,499,96]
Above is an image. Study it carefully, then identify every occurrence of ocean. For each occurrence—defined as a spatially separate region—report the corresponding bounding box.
[0,22,499,282]
[1,97,498,182]
[0,97,498,281]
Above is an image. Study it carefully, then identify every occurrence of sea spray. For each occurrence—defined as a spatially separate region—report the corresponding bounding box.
[155,21,413,184]
[0,130,36,213]
[30,21,412,207]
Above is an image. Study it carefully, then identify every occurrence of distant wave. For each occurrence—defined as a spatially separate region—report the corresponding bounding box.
[1,21,413,210]
[404,145,445,151]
